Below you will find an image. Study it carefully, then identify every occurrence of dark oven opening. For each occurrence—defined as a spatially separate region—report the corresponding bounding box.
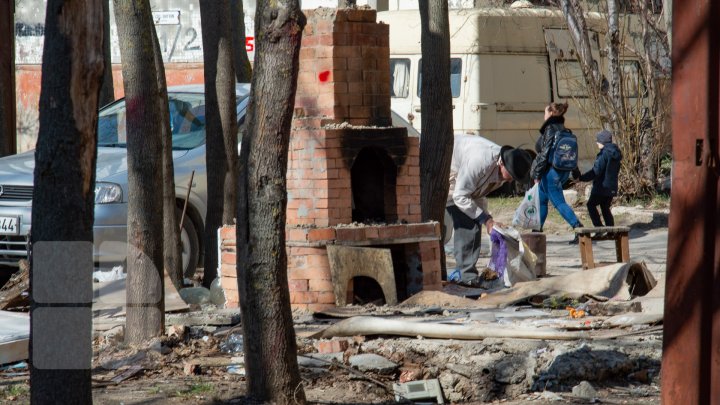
[351,147,397,224]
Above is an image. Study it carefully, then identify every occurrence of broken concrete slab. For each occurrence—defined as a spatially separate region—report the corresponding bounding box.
[348,353,398,374]
[0,310,29,364]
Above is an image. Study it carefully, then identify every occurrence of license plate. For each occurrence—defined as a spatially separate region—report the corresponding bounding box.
[0,216,20,235]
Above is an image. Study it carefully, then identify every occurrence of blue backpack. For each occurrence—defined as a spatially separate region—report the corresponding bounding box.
[550,129,578,171]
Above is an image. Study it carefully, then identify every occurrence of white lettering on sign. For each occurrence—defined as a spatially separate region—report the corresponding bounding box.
[153,10,181,25]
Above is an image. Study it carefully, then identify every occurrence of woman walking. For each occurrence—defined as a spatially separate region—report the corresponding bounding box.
[530,102,583,244]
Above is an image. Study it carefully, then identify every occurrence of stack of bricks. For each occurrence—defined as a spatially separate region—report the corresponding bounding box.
[295,7,391,126]
[217,226,239,308]
[218,7,443,311]
[287,126,421,227]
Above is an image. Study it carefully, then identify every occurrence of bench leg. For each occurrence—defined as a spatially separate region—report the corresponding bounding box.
[616,232,630,262]
[579,235,594,270]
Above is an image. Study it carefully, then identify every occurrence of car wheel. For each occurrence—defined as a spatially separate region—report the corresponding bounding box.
[180,211,200,279]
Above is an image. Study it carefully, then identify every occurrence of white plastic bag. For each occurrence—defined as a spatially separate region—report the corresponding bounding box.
[512,184,541,230]
[490,225,537,287]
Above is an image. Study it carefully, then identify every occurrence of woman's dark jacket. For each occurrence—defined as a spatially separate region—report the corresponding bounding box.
[579,143,622,197]
[530,116,566,180]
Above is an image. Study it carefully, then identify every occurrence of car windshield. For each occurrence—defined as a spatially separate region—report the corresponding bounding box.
[98,92,236,150]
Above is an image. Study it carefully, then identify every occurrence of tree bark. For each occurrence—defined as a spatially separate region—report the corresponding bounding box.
[200,0,238,288]
[99,0,115,107]
[0,0,16,156]
[237,0,306,402]
[30,0,104,402]
[152,23,183,290]
[114,0,165,343]
[418,0,453,275]
[606,0,625,134]
[232,0,253,83]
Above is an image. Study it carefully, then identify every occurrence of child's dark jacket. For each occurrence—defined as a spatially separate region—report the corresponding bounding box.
[579,143,622,197]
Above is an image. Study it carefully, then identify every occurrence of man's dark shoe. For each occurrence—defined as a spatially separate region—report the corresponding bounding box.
[460,276,505,290]
[569,234,580,245]
[459,277,483,288]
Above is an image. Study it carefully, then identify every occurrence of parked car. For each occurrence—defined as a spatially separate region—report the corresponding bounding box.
[0,84,417,277]
[0,84,250,276]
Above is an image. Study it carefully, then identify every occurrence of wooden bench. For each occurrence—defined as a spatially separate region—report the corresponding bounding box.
[574,226,630,270]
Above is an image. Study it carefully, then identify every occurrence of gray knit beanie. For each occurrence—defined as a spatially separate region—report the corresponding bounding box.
[596,129,612,144]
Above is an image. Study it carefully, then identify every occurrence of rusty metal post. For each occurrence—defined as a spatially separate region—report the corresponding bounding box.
[662,1,720,404]
[0,0,16,156]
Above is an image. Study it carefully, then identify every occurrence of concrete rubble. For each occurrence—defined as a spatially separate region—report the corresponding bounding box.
[0,223,667,403]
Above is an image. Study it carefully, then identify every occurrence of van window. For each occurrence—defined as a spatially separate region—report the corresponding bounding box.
[417,58,462,98]
[390,58,411,98]
[555,59,646,98]
[621,60,646,98]
[555,60,587,98]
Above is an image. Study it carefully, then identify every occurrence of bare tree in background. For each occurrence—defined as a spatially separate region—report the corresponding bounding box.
[419,0,453,274]
[200,0,237,288]
[99,0,115,107]
[559,0,670,197]
[236,0,306,401]
[232,0,253,83]
[114,0,165,343]
[30,0,104,402]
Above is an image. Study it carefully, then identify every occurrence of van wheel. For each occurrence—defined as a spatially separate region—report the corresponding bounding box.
[179,211,200,279]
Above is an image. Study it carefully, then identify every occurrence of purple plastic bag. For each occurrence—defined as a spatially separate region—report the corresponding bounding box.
[489,229,508,279]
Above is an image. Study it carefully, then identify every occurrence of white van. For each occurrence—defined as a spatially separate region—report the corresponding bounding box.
[378,8,646,161]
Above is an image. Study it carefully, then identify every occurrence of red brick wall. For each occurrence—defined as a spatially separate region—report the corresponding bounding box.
[296,8,390,126]
[220,222,443,311]
[217,7,442,311]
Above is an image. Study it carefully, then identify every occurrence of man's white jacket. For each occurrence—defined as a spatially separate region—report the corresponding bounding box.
[446,135,506,221]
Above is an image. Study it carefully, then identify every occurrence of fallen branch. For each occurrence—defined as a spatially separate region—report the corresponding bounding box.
[316,316,590,341]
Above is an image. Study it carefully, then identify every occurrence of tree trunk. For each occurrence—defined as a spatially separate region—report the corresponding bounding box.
[29,0,104,402]
[152,23,184,290]
[200,0,238,288]
[0,0,16,156]
[418,0,453,275]
[232,0,253,83]
[99,0,115,107]
[237,0,306,402]
[605,0,625,134]
[114,0,165,343]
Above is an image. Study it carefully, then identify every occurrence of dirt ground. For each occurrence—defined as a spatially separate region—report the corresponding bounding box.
[0,197,668,404]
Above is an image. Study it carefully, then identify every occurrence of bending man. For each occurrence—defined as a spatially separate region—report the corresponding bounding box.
[446,135,533,287]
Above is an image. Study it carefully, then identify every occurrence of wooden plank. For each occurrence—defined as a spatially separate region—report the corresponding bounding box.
[620,234,630,262]
[579,235,594,270]
[0,260,29,310]
[575,226,630,234]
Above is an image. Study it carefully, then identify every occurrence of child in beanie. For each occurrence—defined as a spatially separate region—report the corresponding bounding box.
[575,130,622,227]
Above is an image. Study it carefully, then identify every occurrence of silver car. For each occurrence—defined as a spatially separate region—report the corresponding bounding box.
[0,83,251,275]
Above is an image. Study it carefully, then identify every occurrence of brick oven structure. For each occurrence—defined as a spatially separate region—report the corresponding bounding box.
[219,7,442,311]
